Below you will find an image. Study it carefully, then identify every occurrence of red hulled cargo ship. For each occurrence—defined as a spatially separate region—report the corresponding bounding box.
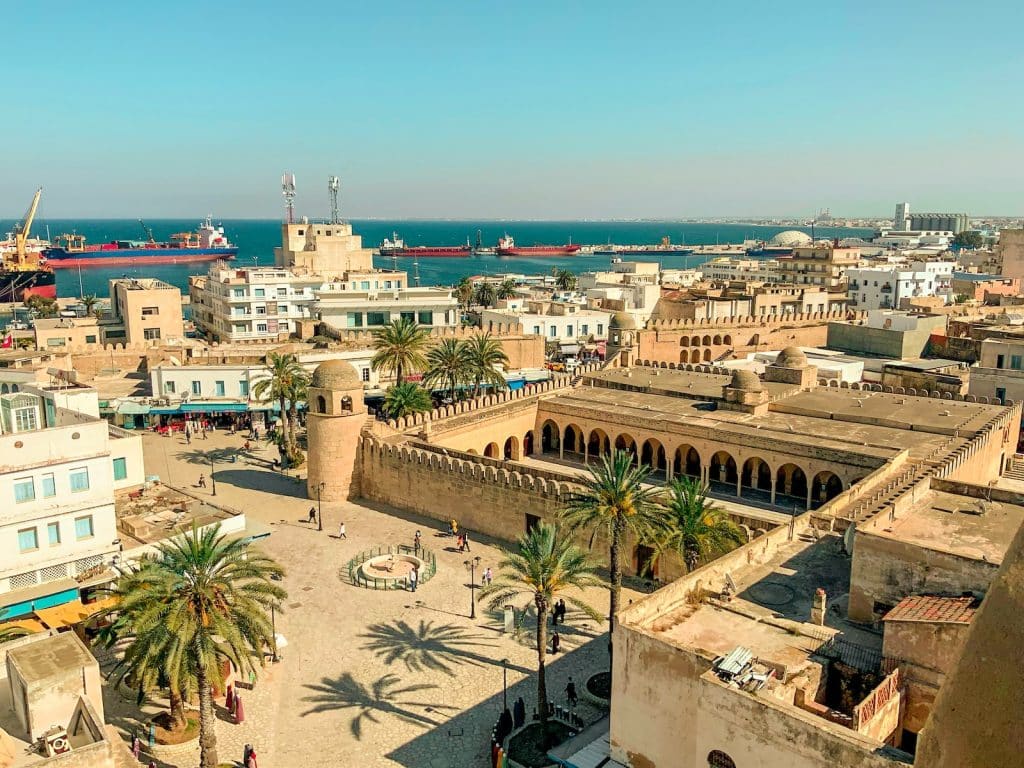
[495,235,580,257]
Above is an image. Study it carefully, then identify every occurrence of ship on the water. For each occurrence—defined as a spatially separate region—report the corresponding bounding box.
[42,217,237,269]
[1,187,56,301]
[496,235,581,257]
[379,232,471,258]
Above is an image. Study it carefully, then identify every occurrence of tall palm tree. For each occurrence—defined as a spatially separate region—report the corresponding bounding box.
[653,477,744,573]
[104,524,285,768]
[81,294,101,318]
[252,353,306,453]
[383,382,433,419]
[495,279,518,301]
[464,332,509,397]
[479,523,602,746]
[562,450,663,662]
[423,338,473,401]
[371,318,430,385]
[454,277,474,311]
[552,268,576,292]
[286,373,309,454]
[473,281,496,309]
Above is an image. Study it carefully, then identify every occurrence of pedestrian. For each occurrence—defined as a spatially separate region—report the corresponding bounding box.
[414,530,422,555]
[185,429,191,445]
[246,746,258,768]
[556,598,567,624]
[513,696,526,729]
[338,521,347,539]
[243,744,252,766]
[148,761,156,768]
[409,565,418,592]
[254,427,259,441]
[463,531,471,551]
[451,519,459,537]
[198,474,206,489]
[458,533,465,553]
[202,425,208,439]
[132,735,141,760]
[308,507,316,524]
[565,677,578,707]
[483,566,492,586]
[551,631,561,654]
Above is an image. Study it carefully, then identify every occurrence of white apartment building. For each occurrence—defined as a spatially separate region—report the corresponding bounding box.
[577,261,661,325]
[315,271,458,331]
[481,303,611,343]
[847,261,954,310]
[0,374,144,620]
[700,257,783,283]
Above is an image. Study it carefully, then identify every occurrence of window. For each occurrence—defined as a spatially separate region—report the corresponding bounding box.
[14,405,39,432]
[141,306,160,316]
[47,522,61,546]
[165,381,176,394]
[348,312,363,328]
[215,381,226,396]
[360,281,371,290]
[256,323,268,333]
[74,515,94,540]
[233,288,245,298]
[361,368,370,382]
[239,380,249,397]
[997,354,1005,369]
[112,457,128,481]
[47,337,66,347]
[85,334,97,343]
[582,324,589,335]
[70,468,90,493]
[1011,356,1022,371]
[533,325,541,335]
[996,387,1007,403]
[400,311,415,323]
[566,325,574,337]
[277,287,287,296]
[254,288,265,297]
[41,473,56,498]
[597,324,604,335]
[549,325,557,338]
[104,329,126,339]
[18,528,38,552]
[384,280,392,289]
[366,311,388,326]
[255,306,267,315]
[418,311,432,324]
[144,328,161,340]
[191,381,202,395]
[14,478,35,503]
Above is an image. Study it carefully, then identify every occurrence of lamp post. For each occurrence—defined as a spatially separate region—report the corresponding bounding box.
[270,605,278,663]
[501,657,509,711]
[209,455,217,497]
[317,481,325,531]
[464,556,481,619]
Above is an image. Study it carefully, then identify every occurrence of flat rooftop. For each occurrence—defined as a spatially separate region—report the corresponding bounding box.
[7,632,94,682]
[586,366,799,400]
[858,489,1024,564]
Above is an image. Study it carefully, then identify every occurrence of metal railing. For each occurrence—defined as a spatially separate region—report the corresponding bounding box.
[345,544,437,590]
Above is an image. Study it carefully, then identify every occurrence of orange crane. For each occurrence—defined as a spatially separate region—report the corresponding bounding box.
[11,187,43,265]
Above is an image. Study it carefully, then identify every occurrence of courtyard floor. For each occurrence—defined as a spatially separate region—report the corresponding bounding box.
[109,427,636,767]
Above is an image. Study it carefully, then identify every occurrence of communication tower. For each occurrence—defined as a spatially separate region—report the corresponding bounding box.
[281,173,297,224]
[328,176,341,224]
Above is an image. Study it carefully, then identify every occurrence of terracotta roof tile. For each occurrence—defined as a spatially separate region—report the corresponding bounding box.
[883,595,978,624]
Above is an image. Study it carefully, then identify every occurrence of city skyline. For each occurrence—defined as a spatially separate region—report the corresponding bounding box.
[5,0,1022,219]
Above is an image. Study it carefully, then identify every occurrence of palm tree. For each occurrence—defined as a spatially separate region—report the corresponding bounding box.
[552,268,576,292]
[0,624,31,643]
[454,277,474,311]
[286,373,309,455]
[562,450,663,662]
[653,478,744,573]
[103,524,285,768]
[479,523,602,746]
[495,279,518,301]
[371,318,430,385]
[423,338,473,401]
[383,382,433,419]
[473,281,496,309]
[252,353,306,454]
[81,294,101,318]
[464,332,509,397]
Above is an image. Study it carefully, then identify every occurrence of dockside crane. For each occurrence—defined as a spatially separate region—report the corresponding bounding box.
[12,187,43,265]
[138,218,156,243]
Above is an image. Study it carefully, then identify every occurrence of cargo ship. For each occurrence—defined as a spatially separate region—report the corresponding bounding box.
[43,217,237,268]
[1,187,57,300]
[496,235,581,257]
[379,232,472,258]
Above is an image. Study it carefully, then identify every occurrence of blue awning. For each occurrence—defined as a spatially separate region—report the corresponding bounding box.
[182,402,249,413]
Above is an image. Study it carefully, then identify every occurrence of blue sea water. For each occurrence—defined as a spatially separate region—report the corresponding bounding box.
[9,218,873,298]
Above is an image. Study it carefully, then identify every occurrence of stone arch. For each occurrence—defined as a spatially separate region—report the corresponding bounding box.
[541,419,560,454]
[614,433,637,462]
[640,438,666,474]
[563,423,585,456]
[690,349,701,363]
[587,428,610,460]
[710,450,738,486]
[680,336,690,347]
[0,383,8,394]
[702,334,712,345]
[713,334,722,345]
[741,456,772,493]
[702,348,712,361]
[674,445,702,479]
[812,470,843,507]
[504,435,520,460]
[523,430,535,456]
[776,463,808,504]
[484,442,499,459]
[707,751,736,768]
[315,394,327,413]
[723,334,732,345]
[691,335,701,346]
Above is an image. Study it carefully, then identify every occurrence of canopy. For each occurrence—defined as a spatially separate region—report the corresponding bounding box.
[33,596,117,630]
[0,617,47,634]
[116,401,151,415]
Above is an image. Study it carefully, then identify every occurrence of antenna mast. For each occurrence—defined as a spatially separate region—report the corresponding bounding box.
[281,173,297,224]
[328,176,341,224]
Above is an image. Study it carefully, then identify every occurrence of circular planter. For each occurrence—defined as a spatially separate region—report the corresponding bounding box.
[357,553,426,589]
[582,671,611,708]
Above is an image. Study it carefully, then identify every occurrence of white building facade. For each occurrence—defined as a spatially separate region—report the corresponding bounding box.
[847,261,954,310]
[700,258,783,283]
[481,305,610,342]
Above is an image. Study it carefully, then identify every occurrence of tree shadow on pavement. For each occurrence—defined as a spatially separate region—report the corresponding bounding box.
[360,619,533,676]
[301,673,457,740]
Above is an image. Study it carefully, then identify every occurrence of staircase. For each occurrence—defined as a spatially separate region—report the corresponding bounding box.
[1004,455,1024,481]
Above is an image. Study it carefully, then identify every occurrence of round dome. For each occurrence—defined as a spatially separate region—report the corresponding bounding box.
[775,346,808,369]
[310,359,361,389]
[610,311,637,330]
[729,369,763,392]
[769,230,813,247]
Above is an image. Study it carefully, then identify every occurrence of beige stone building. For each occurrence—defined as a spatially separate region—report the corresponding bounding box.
[995,228,1024,279]
[104,277,184,344]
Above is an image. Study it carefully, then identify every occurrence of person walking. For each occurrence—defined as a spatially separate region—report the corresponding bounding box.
[513,696,526,729]
[483,566,492,586]
[409,565,418,592]
[198,474,206,489]
[338,521,347,539]
[308,507,317,524]
[131,735,141,760]
[458,533,465,553]
[202,425,208,439]
[565,677,578,708]
[414,530,422,555]
[462,531,471,552]
[551,631,561,654]
[185,428,191,445]
[556,598,567,625]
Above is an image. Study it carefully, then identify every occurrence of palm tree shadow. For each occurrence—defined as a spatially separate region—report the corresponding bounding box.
[301,673,457,740]
[179,447,242,466]
[359,619,532,676]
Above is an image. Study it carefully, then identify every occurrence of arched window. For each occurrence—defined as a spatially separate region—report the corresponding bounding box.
[340,395,353,413]
[316,395,327,413]
[707,750,736,768]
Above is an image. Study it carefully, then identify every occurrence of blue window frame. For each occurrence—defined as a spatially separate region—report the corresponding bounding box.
[70,468,90,493]
[112,457,127,481]
[14,478,35,503]
[18,528,38,552]
[74,516,94,540]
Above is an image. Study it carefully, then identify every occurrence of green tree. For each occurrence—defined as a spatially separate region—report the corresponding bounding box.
[383,382,433,419]
[473,281,496,309]
[371,318,430,385]
[552,268,576,292]
[454,277,474,310]
[652,478,744,573]
[952,231,983,249]
[479,523,602,746]
[423,338,473,401]
[464,332,509,397]
[81,294,101,318]
[102,524,285,768]
[496,278,518,301]
[562,450,662,661]
[252,352,308,459]
[0,624,32,643]
[24,294,57,317]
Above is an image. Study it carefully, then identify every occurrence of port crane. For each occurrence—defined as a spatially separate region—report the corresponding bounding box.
[11,187,43,265]
[138,218,156,243]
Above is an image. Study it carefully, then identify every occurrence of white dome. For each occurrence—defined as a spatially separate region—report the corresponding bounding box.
[769,230,813,247]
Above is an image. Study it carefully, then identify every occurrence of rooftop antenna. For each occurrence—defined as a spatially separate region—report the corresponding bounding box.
[328,175,341,224]
[281,173,297,224]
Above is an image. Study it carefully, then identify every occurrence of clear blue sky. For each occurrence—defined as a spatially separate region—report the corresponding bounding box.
[5,0,1022,219]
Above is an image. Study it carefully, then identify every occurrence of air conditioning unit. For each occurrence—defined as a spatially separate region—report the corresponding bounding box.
[44,727,71,756]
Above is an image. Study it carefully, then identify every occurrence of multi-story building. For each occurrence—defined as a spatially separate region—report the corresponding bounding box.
[996,229,1024,279]
[274,219,373,274]
[847,261,954,310]
[700,257,783,284]
[104,277,185,344]
[481,301,610,343]
[778,243,861,288]
[893,201,911,231]
[314,270,458,331]
[910,212,969,234]
[577,262,662,325]
[0,374,143,620]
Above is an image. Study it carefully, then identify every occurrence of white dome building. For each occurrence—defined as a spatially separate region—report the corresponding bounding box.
[769,230,813,247]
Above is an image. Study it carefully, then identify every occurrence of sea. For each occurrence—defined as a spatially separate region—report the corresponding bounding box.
[13,219,874,299]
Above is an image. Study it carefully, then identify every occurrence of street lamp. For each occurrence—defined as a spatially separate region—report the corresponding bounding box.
[501,657,509,711]
[464,556,481,619]
[317,481,325,531]
[270,605,278,663]
[209,455,217,497]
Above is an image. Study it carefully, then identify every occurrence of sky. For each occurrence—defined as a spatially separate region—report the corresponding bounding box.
[4,0,1023,220]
